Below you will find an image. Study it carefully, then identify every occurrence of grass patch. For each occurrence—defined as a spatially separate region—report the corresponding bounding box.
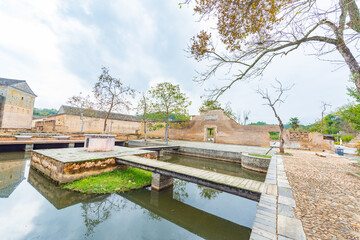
[62,167,152,194]
[249,154,271,159]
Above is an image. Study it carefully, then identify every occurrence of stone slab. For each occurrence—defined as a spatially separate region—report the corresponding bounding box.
[278,214,306,240]
[33,146,155,163]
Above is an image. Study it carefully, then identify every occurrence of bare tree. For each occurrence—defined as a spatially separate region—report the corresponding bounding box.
[234,110,251,125]
[241,110,251,125]
[67,92,94,133]
[257,80,293,154]
[187,0,360,99]
[320,101,332,134]
[94,67,135,133]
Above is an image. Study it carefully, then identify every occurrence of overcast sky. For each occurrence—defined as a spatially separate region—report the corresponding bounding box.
[0,0,353,125]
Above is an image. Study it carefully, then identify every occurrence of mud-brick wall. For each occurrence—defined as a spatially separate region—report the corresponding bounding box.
[0,87,35,129]
[35,114,142,134]
[289,132,309,141]
[145,110,280,147]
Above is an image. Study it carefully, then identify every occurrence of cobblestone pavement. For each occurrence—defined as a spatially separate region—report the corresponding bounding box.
[283,151,360,240]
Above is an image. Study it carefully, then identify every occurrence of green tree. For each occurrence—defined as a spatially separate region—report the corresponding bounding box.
[199,99,222,112]
[149,82,191,144]
[289,117,300,131]
[187,0,360,99]
[94,67,135,133]
[136,93,151,141]
[338,76,360,131]
[249,121,267,126]
[33,108,57,116]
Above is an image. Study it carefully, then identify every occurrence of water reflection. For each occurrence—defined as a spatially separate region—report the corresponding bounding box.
[28,168,102,209]
[0,152,256,240]
[160,153,266,182]
[82,196,127,237]
[0,152,26,198]
[29,170,252,239]
[121,187,252,240]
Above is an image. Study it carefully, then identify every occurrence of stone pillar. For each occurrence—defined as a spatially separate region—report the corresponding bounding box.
[151,173,173,191]
[68,143,75,148]
[25,144,34,152]
[157,150,163,158]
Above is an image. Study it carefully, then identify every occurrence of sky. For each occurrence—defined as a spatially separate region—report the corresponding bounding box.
[0,0,354,125]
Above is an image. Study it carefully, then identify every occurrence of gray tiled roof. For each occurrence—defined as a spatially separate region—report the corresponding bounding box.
[0,178,24,198]
[0,77,37,97]
[58,105,141,122]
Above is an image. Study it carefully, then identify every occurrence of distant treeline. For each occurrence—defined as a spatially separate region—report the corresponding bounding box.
[249,121,291,129]
[33,108,57,116]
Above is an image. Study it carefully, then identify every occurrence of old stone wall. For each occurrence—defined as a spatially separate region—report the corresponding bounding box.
[282,131,334,151]
[30,151,126,184]
[241,154,270,173]
[35,114,141,134]
[142,110,280,147]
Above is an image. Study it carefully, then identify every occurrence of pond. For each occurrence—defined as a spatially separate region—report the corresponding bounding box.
[0,152,259,240]
[159,153,266,182]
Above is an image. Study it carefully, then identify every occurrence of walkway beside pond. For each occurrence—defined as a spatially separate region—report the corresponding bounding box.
[283,151,360,239]
[116,155,277,201]
[143,139,274,155]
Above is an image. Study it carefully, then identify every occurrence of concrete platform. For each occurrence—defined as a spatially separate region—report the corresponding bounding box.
[33,146,155,163]
[31,146,157,184]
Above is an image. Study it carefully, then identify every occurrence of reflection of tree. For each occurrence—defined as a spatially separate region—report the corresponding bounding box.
[146,211,161,221]
[81,195,127,237]
[197,185,220,200]
[172,180,188,202]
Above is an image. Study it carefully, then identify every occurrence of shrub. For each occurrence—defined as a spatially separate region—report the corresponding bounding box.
[334,142,340,145]
[340,135,355,142]
[269,132,279,140]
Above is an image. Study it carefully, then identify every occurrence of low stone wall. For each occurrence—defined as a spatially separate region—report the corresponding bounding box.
[176,146,242,163]
[241,153,271,173]
[30,151,126,184]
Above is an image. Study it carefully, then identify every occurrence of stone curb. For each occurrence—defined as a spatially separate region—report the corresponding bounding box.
[250,155,306,240]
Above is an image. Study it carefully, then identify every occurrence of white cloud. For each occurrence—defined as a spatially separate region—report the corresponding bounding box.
[0,0,98,109]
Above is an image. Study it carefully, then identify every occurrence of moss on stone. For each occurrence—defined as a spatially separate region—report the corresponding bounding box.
[249,154,271,159]
[62,167,152,194]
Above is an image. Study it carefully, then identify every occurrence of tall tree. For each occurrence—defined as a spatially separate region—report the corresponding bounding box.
[149,82,191,144]
[67,92,94,133]
[187,0,360,98]
[289,117,300,131]
[136,93,151,141]
[257,80,293,153]
[94,67,135,133]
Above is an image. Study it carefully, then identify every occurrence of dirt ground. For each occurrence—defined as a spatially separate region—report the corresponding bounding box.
[283,151,360,240]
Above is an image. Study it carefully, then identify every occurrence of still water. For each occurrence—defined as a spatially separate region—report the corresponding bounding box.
[159,153,266,182]
[0,152,259,240]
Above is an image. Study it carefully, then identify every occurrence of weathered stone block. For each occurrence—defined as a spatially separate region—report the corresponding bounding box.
[84,134,115,152]
[241,153,270,173]
[151,173,173,191]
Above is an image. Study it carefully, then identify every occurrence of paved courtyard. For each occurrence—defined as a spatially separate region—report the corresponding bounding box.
[283,151,360,239]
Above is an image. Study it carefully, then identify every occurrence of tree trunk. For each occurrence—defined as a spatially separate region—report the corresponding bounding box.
[271,105,285,154]
[80,113,84,133]
[336,40,360,96]
[166,112,169,145]
[103,98,114,134]
[144,120,147,142]
[279,123,285,154]
[321,111,324,134]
